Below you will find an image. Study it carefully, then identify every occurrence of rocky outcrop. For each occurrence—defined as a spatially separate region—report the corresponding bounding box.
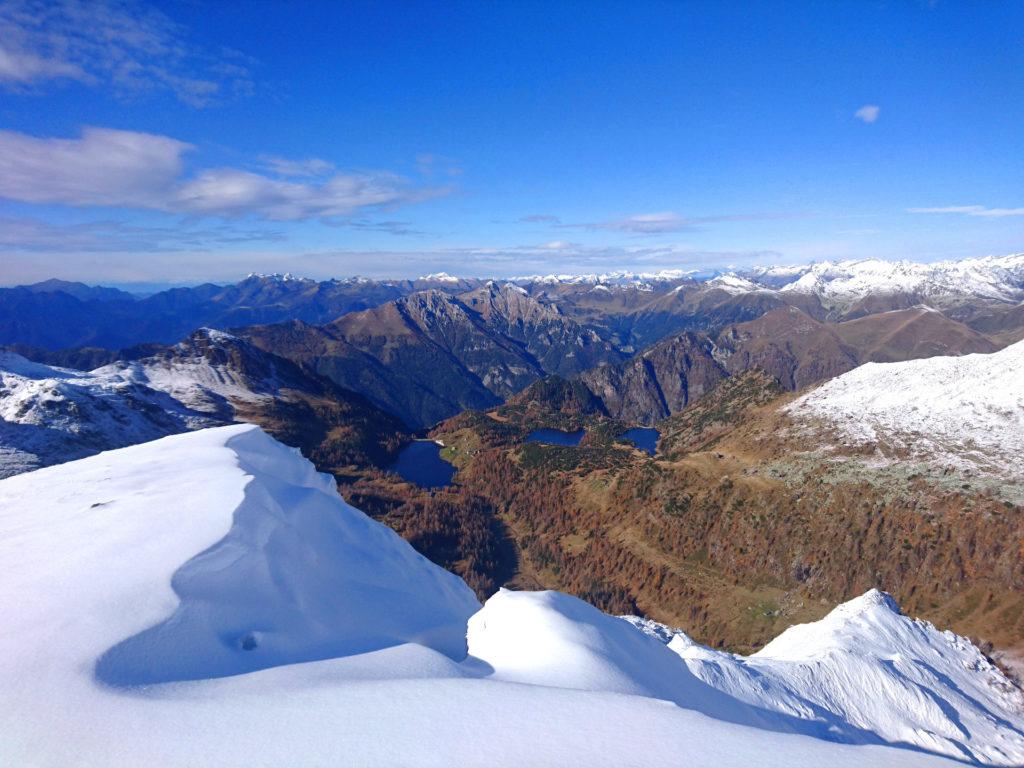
[580,332,727,424]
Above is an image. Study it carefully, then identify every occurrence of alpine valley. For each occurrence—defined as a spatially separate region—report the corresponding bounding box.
[3,255,1024,766]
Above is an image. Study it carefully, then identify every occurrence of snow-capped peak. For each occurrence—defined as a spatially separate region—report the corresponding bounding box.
[244,272,313,284]
[419,272,462,283]
[706,273,763,294]
[191,327,240,344]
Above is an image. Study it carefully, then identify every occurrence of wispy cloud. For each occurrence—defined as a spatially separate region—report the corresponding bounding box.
[586,211,693,234]
[0,0,254,106]
[344,219,432,237]
[259,156,335,178]
[518,214,562,224]
[0,127,453,221]
[907,205,1024,218]
[854,104,880,124]
[557,211,774,235]
[0,215,285,252]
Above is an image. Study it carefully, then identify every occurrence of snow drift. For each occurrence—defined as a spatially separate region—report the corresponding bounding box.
[0,425,1015,766]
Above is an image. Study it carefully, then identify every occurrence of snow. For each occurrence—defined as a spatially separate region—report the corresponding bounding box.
[0,425,991,766]
[785,340,1024,475]
[244,272,313,284]
[0,329,302,477]
[706,272,764,294]
[514,268,697,285]
[511,253,1024,303]
[98,334,277,414]
[628,589,1024,766]
[419,271,462,282]
[771,254,1024,305]
[0,350,214,477]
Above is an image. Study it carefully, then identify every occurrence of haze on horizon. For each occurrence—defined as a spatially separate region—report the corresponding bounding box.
[1,0,1022,287]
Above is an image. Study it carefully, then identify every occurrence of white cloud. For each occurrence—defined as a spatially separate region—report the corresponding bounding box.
[854,104,880,124]
[0,127,452,221]
[0,127,189,207]
[0,0,254,106]
[908,205,1024,218]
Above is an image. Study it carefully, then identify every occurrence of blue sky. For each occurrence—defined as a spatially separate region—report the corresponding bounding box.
[1,0,1022,285]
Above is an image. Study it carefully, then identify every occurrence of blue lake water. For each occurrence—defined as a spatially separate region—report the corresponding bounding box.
[525,428,585,447]
[619,427,659,456]
[387,441,455,488]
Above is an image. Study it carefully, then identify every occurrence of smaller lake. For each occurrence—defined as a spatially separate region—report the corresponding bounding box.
[619,427,659,456]
[387,441,455,488]
[525,428,585,447]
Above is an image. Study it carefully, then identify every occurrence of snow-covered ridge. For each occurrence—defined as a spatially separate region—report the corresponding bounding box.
[626,589,1024,766]
[513,268,699,285]
[243,272,315,284]
[0,350,215,478]
[785,339,1024,476]
[706,273,765,294]
[774,255,1024,302]
[0,328,307,478]
[0,426,1017,766]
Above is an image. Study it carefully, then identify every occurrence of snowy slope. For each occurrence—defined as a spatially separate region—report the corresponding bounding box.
[627,590,1024,766]
[97,328,286,415]
[0,328,345,478]
[785,339,1024,475]
[0,350,214,477]
[0,425,978,767]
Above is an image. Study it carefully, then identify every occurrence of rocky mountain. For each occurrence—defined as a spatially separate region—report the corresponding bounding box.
[573,305,1003,425]
[714,304,997,389]
[714,307,860,391]
[460,281,625,376]
[22,278,138,303]
[244,287,626,428]
[580,332,727,423]
[0,328,407,478]
[832,304,998,361]
[1,424,1018,766]
[520,254,1024,345]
